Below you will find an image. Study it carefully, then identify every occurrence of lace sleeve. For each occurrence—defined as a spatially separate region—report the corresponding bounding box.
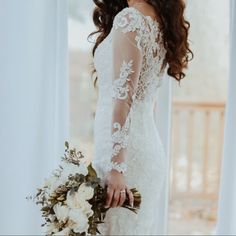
[107,8,143,173]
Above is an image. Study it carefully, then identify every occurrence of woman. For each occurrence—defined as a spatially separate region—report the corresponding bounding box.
[90,0,192,234]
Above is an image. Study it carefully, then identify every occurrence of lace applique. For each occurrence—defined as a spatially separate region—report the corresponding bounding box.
[112,60,134,100]
[113,8,143,34]
[111,113,131,158]
[111,59,134,158]
[113,8,144,51]
[112,7,167,102]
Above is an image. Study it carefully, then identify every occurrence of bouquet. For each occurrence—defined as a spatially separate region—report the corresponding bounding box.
[27,142,141,236]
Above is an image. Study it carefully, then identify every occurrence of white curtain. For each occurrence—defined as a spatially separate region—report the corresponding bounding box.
[154,75,172,235]
[0,0,68,234]
[216,0,236,234]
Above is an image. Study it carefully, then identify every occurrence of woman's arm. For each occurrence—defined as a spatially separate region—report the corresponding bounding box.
[104,9,143,208]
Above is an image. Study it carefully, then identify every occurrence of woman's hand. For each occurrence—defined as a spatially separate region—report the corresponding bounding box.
[104,169,134,208]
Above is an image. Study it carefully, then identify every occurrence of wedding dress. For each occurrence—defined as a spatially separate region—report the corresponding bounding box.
[93,7,168,235]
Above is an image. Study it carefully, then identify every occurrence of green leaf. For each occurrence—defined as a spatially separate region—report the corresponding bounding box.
[87,163,97,178]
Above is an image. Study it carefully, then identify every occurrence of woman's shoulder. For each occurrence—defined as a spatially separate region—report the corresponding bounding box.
[113,7,144,33]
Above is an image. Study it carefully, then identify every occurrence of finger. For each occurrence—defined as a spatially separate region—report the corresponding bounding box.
[126,187,134,207]
[111,189,120,208]
[118,189,126,207]
[105,186,114,208]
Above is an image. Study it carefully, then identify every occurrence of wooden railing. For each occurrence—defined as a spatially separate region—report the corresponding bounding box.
[170,100,225,200]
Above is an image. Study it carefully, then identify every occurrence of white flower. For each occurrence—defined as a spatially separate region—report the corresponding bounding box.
[66,183,94,217]
[68,208,89,233]
[53,203,69,222]
[45,222,59,234]
[46,162,88,193]
[44,162,89,196]
[77,183,94,201]
[44,175,61,193]
[54,227,71,235]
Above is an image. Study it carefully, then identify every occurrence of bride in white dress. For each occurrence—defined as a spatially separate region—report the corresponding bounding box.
[90,0,193,234]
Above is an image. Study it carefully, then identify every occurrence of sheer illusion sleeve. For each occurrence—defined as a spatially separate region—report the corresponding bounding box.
[107,9,143,173]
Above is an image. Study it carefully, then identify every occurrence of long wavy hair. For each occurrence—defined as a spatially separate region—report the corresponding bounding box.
[89,0,193,82]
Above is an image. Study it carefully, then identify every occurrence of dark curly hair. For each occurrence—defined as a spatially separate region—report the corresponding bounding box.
[89,0,193,82]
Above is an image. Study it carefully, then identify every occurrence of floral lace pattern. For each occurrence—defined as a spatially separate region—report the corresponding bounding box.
[114,9,143,51]
[113,7,167,101]
[111,59,134,166]
[93,7,168,235]
[112,60,134,100]
[111,113,131,158]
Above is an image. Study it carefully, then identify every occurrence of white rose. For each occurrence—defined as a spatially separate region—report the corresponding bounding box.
[53,203,69,222]
[66,189,94,217]
[77,183,94,200]
[76,200,93,218]
[68,208,89,233]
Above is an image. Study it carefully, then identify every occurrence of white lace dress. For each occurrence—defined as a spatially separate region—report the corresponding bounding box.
[93,7,168,235]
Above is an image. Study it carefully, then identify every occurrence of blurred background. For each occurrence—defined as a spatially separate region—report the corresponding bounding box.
[68,0,229,234]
